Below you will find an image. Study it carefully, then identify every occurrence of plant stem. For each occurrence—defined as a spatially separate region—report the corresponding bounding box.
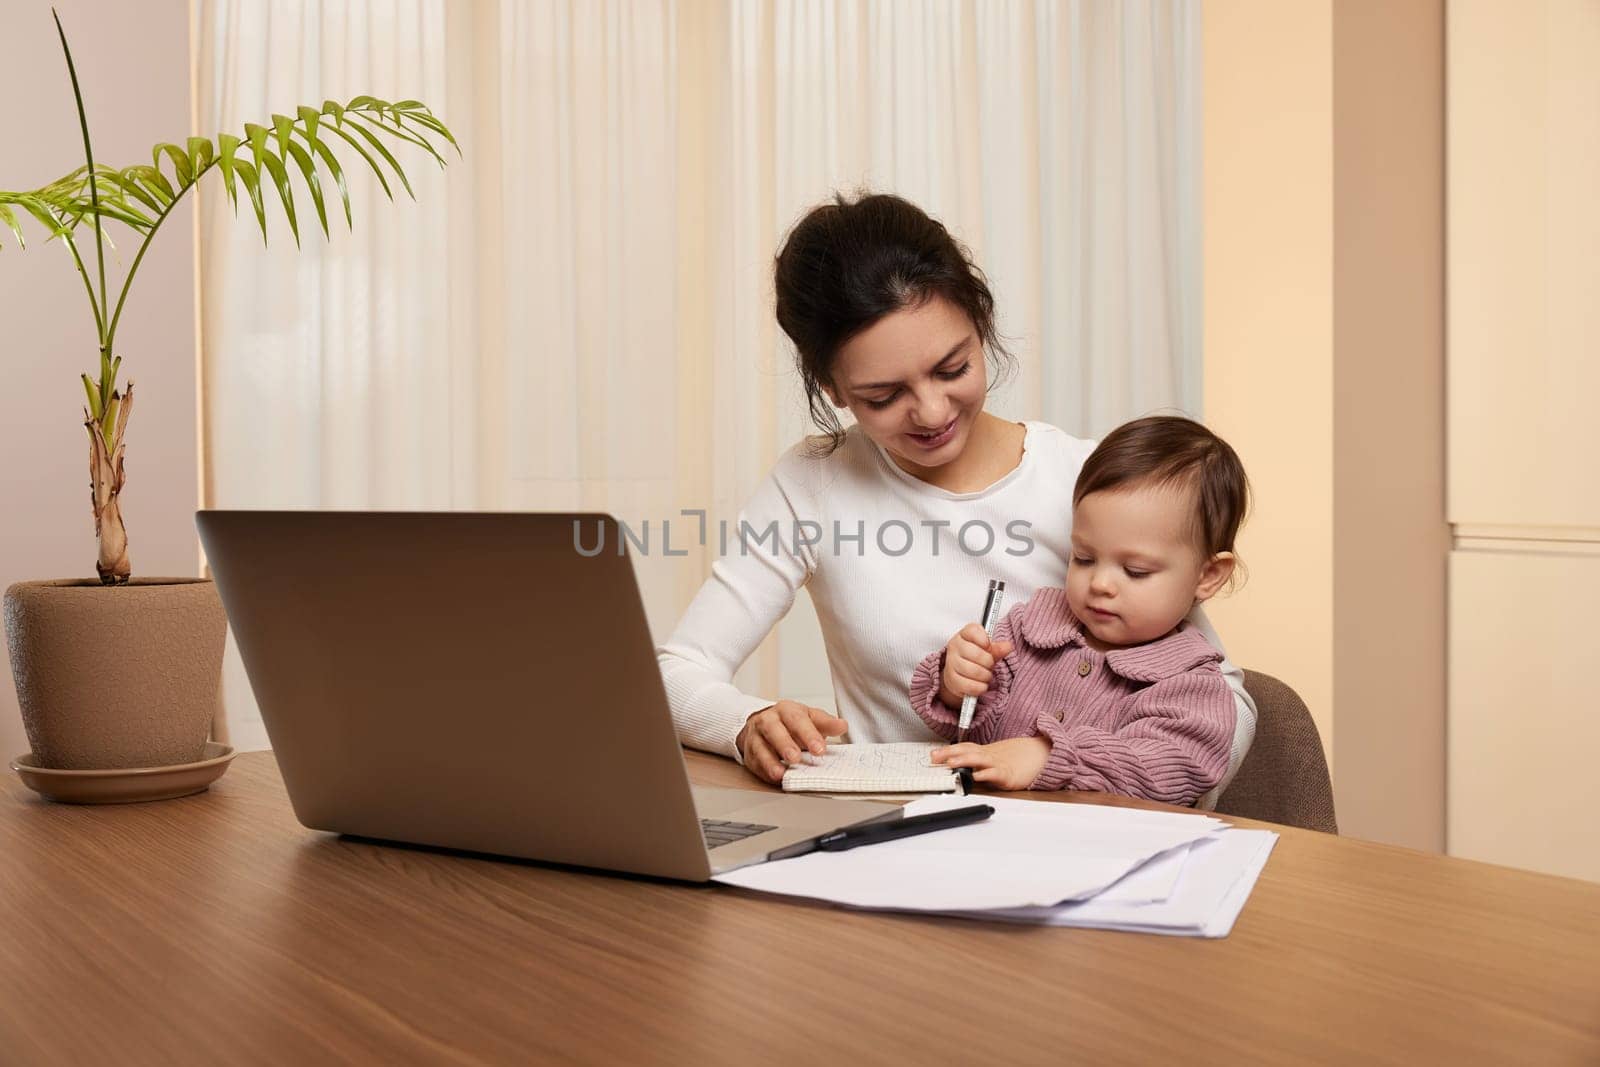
[52,9,108,354]
[105,162,211,352]
[59,227,106,342]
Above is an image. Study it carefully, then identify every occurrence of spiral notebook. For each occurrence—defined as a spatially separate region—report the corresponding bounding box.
[780,742,964,794]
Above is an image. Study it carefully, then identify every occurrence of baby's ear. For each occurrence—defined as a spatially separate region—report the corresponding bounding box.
[1194,552,1236,603]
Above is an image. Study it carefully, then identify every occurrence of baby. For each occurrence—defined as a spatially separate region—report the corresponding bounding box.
[909,415,1248,805]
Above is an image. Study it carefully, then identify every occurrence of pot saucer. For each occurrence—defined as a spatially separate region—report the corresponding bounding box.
[10,742,236,804]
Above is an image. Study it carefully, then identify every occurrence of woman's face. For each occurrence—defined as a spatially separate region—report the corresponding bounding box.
[825,296,989,476]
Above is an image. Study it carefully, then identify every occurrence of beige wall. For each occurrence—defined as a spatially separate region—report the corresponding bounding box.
[0,0,199,762]
[1202,0,1447,852]
[1200,1,1336,767]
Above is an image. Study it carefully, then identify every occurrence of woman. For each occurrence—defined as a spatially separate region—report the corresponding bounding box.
[658,192,1255,808]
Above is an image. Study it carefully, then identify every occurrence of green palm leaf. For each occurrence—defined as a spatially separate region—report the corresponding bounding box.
[271,114,296,157]
[0,201,24,248]
[217,134,242,208]
[187,136,214,174]
[335,114,416,199]
[293,126,351,228]
[127,165,175,206]
[59,195,152,233]
[348,109,448,171]
[232,158,269,246]
[397,109,460,156]
[153,143,193,188]
[244,123,299,246]
[283,138,329,239]
[89,167,164,216]
[322,121,395,201]
[2,193,69,245]
[2,94,454,249]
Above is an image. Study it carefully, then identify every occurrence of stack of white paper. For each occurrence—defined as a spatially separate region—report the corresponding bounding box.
[713,795,1277,938]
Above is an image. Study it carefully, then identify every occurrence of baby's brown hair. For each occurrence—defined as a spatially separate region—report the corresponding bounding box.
[1073,415,1250,562]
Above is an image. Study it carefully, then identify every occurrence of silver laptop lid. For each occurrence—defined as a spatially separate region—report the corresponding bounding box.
[197,511,716,881]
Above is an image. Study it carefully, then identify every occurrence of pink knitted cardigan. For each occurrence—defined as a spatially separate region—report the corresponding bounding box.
[909,588,1235,806]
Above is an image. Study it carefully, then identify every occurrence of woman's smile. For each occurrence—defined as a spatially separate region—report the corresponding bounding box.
[906,417,959,450]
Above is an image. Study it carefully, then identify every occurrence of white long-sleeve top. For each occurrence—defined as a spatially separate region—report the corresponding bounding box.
[657,421,1257,808]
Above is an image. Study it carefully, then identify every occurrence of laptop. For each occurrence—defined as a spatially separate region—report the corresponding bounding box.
[195,510,897,880]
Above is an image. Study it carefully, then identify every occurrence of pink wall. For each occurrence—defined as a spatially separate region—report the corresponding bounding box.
[0,0,199,762]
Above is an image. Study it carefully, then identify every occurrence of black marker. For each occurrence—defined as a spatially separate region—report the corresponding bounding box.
[766,804,995,861]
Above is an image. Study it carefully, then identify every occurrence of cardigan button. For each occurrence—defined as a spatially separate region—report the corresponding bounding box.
[1055,710,1065,721]
[1077,661,1092,677]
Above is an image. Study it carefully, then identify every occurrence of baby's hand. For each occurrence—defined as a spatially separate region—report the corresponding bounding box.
[938,623,1014,709]
[931,736,1051,791]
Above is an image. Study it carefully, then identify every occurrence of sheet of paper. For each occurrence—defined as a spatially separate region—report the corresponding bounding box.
[1194,833,1275,937]
[941,828,1278,937]
[1193,833,1275,937]
[713,795,1225,911]
[1087,841,1192,905]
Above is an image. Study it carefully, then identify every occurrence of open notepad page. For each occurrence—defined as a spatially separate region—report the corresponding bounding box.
[781,742,960,793]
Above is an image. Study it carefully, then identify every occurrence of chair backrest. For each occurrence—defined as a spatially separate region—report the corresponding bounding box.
[1214,670,1338,833]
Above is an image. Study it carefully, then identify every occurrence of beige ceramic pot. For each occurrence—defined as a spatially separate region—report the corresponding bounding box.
[3,578,226,770]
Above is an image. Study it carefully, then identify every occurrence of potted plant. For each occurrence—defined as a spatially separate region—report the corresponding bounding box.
[1,11,457,784]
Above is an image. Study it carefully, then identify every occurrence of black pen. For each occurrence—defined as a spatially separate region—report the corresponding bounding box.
[958,579,1006,742]
[767,804,995,861]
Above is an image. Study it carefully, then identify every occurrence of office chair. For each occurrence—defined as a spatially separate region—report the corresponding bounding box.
[1214,670,1338,833]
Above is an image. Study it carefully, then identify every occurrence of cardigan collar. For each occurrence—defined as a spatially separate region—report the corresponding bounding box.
[1012,588,1221,682]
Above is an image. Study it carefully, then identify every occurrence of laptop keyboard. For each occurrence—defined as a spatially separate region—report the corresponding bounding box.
[700,818,777,849]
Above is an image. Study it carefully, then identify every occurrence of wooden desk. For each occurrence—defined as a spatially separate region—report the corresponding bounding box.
[2,751,1598,1064]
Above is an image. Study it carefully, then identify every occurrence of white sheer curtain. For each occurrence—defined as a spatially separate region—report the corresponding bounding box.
[195,0,1199,749]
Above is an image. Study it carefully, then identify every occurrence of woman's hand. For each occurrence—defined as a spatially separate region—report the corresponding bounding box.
[932,736,1050,791]
[938,623,1015,709]
[736,700,849,784]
